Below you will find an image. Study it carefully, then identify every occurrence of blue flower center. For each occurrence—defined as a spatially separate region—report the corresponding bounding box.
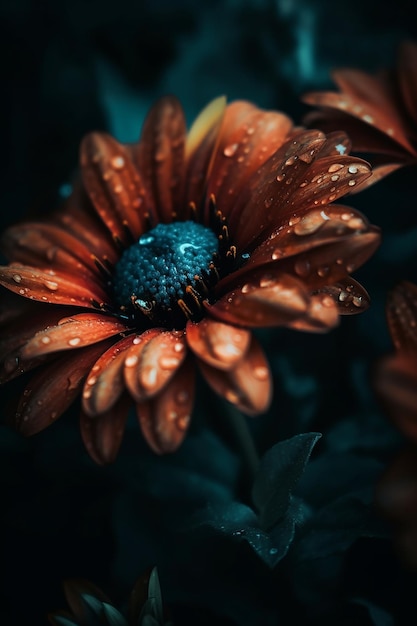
[113,221,219,325]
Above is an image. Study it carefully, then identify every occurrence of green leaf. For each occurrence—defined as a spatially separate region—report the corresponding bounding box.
[252,432,321,530]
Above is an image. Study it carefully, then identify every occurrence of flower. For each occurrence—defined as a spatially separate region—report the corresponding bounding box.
[0,96,380,463]
[374,281,417,567]
[374,281,417,441]
[302,41,417,189]
[49,567,172,626]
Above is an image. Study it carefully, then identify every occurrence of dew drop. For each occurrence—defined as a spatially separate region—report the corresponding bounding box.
[253,366,268,380]
[264,196,274,208]
[352,296,363,307]
[133,336,142,345]
[269,547,278,555]
[223,143,238,157]
[50,411,58,420]
[176,414,190,430]
[141,366,158,388]
[348,165,358,174]
[68,337,81,346]
[317,266,330,277]
[41,336,51,344]
[346,217,365,230]
[125,354,139,367]
[348,180,356,187]
[293,210,328,236]
[174,342,185,353]
[159,356,180,370]
[327,163,343,173]
[44,280,59,291]
[294,259,311,277]
[12,274,22,283]
[272,249,282,260]
[241,283,251,294]
[276,173,285,182]
[111,155,125,170]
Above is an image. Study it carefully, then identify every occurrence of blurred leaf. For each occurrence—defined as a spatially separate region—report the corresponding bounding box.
[252,432,321,530]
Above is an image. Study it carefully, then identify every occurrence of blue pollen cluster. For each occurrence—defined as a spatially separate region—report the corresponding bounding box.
[113,221,219,316]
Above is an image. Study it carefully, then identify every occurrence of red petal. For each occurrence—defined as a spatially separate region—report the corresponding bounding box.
[184,96,227,207]
[228,130,326,247]
[19,312,126,359]
[198,336,271,415]
[53,181,119,265]
[80,132,149,242]
[218,204,376,292]
[206,101,293,220]
[287,293,339,332]
[124,329,186,401]
[230,136,372,251]
[312,277,371,315]
[0,306,75,382]
[133,96,186,222]
[80,394,130,465]
[186,318,250,370]
[82,335,137,416]
[1,222,101,279]
[387,281,417,354]
[136,357,195,454]
[0,264,109,307]
[207,273,309,328]
[303,89,415,154]
[14,342,112,436]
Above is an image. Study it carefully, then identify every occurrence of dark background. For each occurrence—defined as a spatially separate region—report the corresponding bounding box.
[1,1,417,624]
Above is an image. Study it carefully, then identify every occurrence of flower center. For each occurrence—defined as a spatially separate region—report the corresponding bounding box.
[112,221,219,327]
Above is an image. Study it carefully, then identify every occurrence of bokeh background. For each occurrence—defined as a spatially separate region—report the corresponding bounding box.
[1,1,417,624]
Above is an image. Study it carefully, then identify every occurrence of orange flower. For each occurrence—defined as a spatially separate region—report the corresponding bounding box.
[374,281,417,441]
[374,281,417,567]
[303,41,417,189]
[0,96,380,463]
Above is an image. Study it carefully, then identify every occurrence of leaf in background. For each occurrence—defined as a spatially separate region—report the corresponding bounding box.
[252,432,321,530]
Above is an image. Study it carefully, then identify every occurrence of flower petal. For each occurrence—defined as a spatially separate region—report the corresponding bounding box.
[218,204,377,292]
[287,293,339,332]
[133,96,186,222]
[14,342,112,436]
[0,306,75,382]
[312,277,371,315]
[1,222,101,279]
[0,264,109,307]
[387,281,417,355]
[124,329,186,401]
[53,181,119,264]
[198,336,271,415]
[303,88,415,154]
[207,273,309,328]
[206,101,293,219]
[80,132,149,242]
[229,134,372,251]
[375,354,417,443]
[186,318,250,370]
[136,357,195,454]
[19,313,126,359]
[184,95,226,207]
[80,394,130,465]
[82,335,137,416]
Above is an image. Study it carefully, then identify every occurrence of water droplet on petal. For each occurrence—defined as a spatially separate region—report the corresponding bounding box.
[253,366,268,380]
[159,356,180,370]
[264,196,274,208]
[111,155,125,170]
[12,274,22,283]
[293,210,328,236]
[44,280,59,291]
[348,165,358,174]
[223,143,238,157]
[68,337,81,346]
[176,414,190,430]
[328,163,344,173]
[348,180,356,187]
[41,336,51,345]
[176,390,189,404]
[125,354,138,367]
[294,259,311,277]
